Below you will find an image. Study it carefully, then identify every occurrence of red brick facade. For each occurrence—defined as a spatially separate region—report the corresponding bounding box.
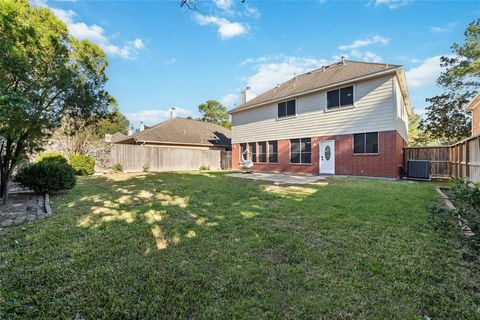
[232,130,406,178]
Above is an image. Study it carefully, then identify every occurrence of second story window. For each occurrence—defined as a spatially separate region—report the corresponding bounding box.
[278,100,296,118]
[327,86,354,110]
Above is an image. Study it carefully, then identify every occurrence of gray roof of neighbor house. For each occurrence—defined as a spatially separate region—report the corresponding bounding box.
[229,60,403,114]
[111,132,127,143]
[115,118,231,147]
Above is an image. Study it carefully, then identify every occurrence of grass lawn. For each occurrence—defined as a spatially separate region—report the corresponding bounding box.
[1,172,479,319]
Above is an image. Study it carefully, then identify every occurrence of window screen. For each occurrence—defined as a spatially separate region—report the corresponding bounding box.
[354,132,378,154]
[268,141,278,163]
[258,142,267,162]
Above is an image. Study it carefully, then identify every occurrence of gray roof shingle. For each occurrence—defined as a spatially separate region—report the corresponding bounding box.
[115,118,231,147]
[229,60,401,113]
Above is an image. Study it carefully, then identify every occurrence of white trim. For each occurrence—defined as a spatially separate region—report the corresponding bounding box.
[352,132,379,155]
[325,84,356,112]
[229,68,399,114]
[276,98,298,121]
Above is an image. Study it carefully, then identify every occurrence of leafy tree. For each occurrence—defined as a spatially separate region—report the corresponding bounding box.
[422,93,471,143]
[93,106,130,138]
[198,100,231,129]
[0,0,114,202]
[422,19,479,143]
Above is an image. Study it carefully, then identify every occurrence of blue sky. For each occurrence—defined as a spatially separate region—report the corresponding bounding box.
[40,0,479,128]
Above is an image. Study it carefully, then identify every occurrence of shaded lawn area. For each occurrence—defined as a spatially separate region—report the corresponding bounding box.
[1,172,479,319]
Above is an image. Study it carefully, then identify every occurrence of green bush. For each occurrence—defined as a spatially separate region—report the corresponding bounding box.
[15,161,77,194]
[199,165,210,171]
[143,164,149,172]
[69,154,95,176]
[112,163,123,172]
[35,152,68,165]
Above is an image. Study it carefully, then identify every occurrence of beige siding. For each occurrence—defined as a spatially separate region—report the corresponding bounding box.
[232,75,397,144]
[394,77,409,142]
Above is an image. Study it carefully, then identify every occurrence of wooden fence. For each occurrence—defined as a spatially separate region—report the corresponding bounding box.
[111,144,227,172]
[404,134,480,182]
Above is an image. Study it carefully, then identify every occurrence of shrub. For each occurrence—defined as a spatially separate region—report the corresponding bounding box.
[15,161,77,194]
[199,165,210,171]
[35,152,68,165]
[143,164,149,173]
[112,163,123,172]
[69,154,95,176]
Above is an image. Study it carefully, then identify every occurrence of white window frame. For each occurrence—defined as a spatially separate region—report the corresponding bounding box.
[276,98,298,120]
[352,132,379,155]
[325,85,356,112]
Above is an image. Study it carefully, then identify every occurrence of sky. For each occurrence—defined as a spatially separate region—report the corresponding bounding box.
[37,0,480,128]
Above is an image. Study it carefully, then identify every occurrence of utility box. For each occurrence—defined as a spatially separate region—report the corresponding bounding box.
[407,160,430,180]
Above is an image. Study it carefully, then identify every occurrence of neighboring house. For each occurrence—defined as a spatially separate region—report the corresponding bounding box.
[105,132,127,143]
[115,117,231,151]
[467,93,480,136]
[229,59,411,178]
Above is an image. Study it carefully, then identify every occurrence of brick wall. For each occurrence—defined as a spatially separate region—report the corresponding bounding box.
[232,130,406,178]
[473,107,480,136]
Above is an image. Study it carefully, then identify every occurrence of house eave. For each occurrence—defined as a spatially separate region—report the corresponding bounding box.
[467,93,480,112]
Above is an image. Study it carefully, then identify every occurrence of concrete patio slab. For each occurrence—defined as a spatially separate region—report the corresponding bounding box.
[226,172,329,185]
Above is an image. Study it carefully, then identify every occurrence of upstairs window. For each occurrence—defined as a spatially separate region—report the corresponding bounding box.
[268,141,278,163]
[327,86,354,109]
[258,142,267,163]
[290,138,311,164]
[278,100,296,118]
[354,132,379,154]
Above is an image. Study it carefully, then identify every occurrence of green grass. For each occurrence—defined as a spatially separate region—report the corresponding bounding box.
[1,172,479,319]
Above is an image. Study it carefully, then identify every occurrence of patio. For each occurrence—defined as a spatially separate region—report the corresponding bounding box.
[226,172,329,184]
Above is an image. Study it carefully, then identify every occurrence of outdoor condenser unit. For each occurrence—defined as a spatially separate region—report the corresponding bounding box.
[407,160,430,180]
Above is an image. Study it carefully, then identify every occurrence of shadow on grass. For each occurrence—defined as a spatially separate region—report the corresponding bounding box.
[1,172,479,319]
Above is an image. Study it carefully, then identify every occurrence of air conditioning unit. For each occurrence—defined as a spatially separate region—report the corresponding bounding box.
[407,160,430,180]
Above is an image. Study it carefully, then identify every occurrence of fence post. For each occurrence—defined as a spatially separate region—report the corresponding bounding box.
[466,140,470,181]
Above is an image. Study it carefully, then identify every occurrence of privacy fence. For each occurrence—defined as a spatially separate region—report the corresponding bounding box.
[404,134,480,182]
[111,144,231,172]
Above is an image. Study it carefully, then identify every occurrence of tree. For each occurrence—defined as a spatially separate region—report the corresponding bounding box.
[422,19,479,143]
[408,110,442,146]
[198,100,231,129]
[93,106,130,138]
[422,93,471,143]
[0,0,114,203]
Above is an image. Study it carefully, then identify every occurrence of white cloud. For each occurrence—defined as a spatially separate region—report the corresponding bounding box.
[338,35,389,51]
[244,5,261,18]
[194,13,248,40]
[429,23,456,33]
[214,0,234,12]
[405,56,445,88]
[244,56,331,95]
[336,50,383,63]
[220,93,238,108]
[374,0,410,9]
[127,108,192,126]
[49,7,144,59]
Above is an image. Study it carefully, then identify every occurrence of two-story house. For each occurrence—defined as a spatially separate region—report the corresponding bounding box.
[228,60,412,178]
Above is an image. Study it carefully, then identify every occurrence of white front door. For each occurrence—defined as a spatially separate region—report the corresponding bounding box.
[320,141,335,175]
